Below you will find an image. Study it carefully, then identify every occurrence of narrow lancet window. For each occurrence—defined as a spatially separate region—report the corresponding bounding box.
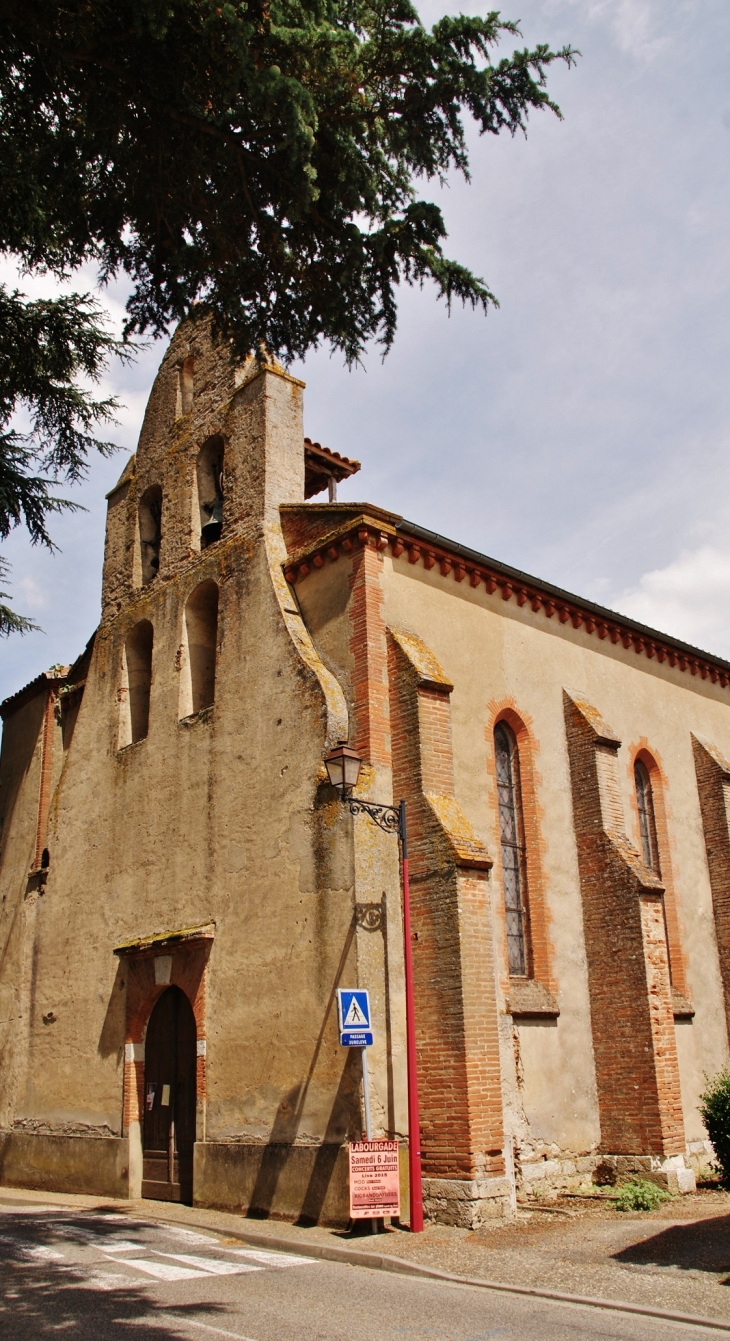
[120,620,153,747]
[177,356,195,417]
[195,437,225,549]
[180,581,219,717]
[138,485,162,585]
[495,722,531,976]
[635,759,660,873]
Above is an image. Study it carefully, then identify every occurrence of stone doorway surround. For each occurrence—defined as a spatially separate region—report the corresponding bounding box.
[114,922,213,1199]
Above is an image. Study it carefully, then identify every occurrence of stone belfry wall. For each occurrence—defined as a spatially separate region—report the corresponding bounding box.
[0,320,400,1220]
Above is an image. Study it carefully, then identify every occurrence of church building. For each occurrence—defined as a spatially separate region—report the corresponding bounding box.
[1,323,729,1227]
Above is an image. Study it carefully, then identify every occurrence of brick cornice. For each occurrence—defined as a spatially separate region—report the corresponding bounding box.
[283,510,397,582]
[281,504,730,691]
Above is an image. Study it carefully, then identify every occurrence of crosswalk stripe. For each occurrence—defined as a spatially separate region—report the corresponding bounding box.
[155,1253,263,1276]
[225,1249,317,1268]
[157,1317,259,1341]
[123,1258,211,1281]
[97,1240,146,1254]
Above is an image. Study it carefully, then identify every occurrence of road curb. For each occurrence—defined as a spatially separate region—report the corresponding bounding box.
[133,1205,730,1334]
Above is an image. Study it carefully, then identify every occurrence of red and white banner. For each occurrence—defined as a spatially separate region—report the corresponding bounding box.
[349,1140,401,1218]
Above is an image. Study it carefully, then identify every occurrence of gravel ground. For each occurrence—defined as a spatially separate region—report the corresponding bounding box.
[4,1186,730,1323]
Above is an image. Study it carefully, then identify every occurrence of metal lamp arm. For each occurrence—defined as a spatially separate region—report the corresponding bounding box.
[346,796,402,837]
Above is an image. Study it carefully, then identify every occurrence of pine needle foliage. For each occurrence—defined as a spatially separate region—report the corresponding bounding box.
[1,1,576,365]
[0,286,125,632]
[0,1,575,632]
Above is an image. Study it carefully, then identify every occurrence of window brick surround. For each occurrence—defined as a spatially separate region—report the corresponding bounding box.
[628,743,691,1011]
[486,701,557,1013]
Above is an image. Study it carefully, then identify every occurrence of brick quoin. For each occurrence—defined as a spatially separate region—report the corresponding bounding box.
[693,735,730,1045]
[348,543,390,767]
[564,692,684,1157]
[388,633,504,1181]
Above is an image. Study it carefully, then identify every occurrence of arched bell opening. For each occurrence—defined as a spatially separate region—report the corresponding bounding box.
[195,436,225,550]
[179,580,219,719]
[142,985,197,1204]
[138,485,162,585]
[119,619,154,748]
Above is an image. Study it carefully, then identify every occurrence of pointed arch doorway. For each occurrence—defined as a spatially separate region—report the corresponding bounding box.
[142,986,197,1203]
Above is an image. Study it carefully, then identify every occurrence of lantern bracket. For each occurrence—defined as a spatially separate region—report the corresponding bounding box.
[346,796,403,839]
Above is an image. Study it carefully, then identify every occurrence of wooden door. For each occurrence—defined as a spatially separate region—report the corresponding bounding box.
[142,986,196,1203]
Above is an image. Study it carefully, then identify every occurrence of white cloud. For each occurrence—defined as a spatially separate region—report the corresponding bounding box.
[16,574,47,613]
[617,546,730,659]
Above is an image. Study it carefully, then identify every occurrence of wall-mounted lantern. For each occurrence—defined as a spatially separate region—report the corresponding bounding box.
[324,741,363,797]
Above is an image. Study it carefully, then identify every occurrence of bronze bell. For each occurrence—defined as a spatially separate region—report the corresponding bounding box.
[201,497,223,548]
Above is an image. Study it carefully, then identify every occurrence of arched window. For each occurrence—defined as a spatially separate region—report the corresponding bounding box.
[138,485,162,585]
[180,581,219,718]
[120,620,153,746]
[635,759,660,872]
[494,722,531,977]
[635,754,677,985]
[195,437,225,550]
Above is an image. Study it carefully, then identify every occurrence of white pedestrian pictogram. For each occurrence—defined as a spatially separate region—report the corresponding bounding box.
[343,996,368,1027]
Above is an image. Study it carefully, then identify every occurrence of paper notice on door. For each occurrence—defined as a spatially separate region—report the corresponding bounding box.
[145,1084,157,1112]
[160,1084,171,1107]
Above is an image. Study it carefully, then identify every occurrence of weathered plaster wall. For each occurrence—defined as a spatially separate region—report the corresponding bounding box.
[0,330,405,1215]
[0,686,66,1131]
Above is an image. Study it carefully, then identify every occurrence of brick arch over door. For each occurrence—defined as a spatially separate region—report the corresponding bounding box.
[118,934,212,1146]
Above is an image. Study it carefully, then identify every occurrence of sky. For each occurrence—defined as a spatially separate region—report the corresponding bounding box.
[2,0,729,701]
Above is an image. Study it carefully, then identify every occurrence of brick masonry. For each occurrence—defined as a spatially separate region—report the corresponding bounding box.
[386,631,508,1223]
[693,735,730,1046]
[563,691,685,1157]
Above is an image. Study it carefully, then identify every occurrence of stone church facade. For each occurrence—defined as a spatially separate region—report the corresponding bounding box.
[1,324,730,1226]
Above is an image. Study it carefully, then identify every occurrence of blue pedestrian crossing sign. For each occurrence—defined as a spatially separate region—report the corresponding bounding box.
[337,989,373,1047]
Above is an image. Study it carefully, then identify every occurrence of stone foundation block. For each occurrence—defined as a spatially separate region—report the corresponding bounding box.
[422,1176,514,1228]
[521,1159,561,1184]
[593,1153,696,1194]
[194,1141,352,1226]
[0,1130,130,1198]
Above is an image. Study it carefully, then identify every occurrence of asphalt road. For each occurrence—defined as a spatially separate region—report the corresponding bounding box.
[0,1203,724,1340]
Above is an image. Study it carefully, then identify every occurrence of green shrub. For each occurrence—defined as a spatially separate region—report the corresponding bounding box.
[699,1068,730,1186]
[614,1179,670,1212]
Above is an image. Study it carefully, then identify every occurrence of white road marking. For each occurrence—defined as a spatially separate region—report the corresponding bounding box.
[225,1248,317,1268]
[80,1270,137,1292]
[160,1317,260,1340]
[25,1245,65,1260]
[155,1253,263,1276]
[96,1240,148,1253]
[123,1258,212,1281]
[164,1227,222,1246]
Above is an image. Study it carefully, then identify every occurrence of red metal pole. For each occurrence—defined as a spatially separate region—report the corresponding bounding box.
[399,799,424,1232]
